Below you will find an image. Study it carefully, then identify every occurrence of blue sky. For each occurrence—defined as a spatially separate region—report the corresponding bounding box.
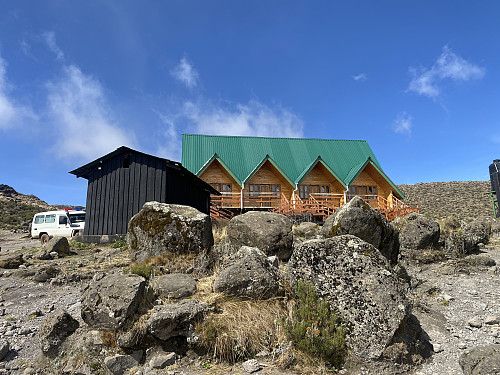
[0,1,499,205]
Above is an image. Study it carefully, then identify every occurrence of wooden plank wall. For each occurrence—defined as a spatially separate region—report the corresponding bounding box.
[245,162,294,198]
[199,161,242,195]
[84,151,210,236]
[300,164,345,194]
[351,168,387,199]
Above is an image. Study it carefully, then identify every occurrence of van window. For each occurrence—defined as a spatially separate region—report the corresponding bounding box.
[69,213,85,223]
[45,214,56,223]
[34,215,44,224]
[59,216,68,225]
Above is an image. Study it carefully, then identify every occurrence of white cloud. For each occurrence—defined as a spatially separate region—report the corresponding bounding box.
[408,46,485,99]
[154,110,182,161]
[42,31,65,61]
[0,55,36,130]
[46,65,135,161]
[170,57,199,88]
[392,112,413,135]
[353,73,367,82]
[181,99,304,138]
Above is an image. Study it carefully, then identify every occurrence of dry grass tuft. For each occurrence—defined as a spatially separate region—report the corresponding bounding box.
[212,219,229,244]
[145,251,198,273]
[100,330,117,347]
[197,298,287,362]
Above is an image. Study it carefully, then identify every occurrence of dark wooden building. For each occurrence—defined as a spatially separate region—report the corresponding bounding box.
[70,146,219,241]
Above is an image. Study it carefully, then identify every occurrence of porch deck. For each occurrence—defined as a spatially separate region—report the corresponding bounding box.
[210,192,419,221]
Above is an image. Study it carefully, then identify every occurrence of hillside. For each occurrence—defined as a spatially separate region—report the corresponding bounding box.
[0,184,53,232]
[397,181,494,221]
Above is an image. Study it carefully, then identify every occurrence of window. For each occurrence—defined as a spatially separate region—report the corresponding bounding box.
[34,215,44,224]
[299,185,308,199]
[45,214,56,223]
[221,184,231,196]
[59,216,68,225]
[348,185,377,199]
[249,184,280,197]
[69,213,85,223]
[320,185,330,194]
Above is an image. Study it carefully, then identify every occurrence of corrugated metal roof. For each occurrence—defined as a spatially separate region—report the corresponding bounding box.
[181,134,404,198]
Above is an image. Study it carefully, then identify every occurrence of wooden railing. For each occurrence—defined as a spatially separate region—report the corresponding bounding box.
[272,194,337,221]
[210,193,240,208]
[210,191,419,221]
[243,192,282,208]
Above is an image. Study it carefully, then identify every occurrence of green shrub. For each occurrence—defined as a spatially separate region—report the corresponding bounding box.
[284,280,346,369]
[70,240,94,250]
[110,238,127,249]
[130,262,153,279]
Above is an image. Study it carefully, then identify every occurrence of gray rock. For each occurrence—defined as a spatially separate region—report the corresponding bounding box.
[127,202,213,262]
[117,327,144,348]
[33,250,52,260]
[463,220,491,253]
[491,221,500,239]
[81,273,145,330]
[147,299,208,341]
[44,236,70,257]
[319,196,400,264]
[468,317,483,328]
[0,254,24,269]
[213,246,282,299]
[242,359,262,373]
[148,351,176,369]
[485,316,500,325]
[151,274,197,299]
[224,211,293,261]
[459,344,500,375]
[0,340,9,361]
[39,310,79,357]
[394,213,440,250]
[104,354,138,375]
[445,231,467,257]
[293,222,320,241]
[287,235,411,360]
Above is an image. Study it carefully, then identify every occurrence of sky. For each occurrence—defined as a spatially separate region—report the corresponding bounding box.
[0,1,499,205]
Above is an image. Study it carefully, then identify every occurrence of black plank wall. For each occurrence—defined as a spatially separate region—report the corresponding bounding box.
[83,150,210,236]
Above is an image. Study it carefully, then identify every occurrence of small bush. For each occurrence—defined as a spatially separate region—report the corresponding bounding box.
[130,262,153,279]
[70,241,94,250]
[284,280,346,369]
[110,238,127,249]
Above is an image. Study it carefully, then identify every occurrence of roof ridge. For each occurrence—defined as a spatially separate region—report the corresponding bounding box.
[182,133,368,142]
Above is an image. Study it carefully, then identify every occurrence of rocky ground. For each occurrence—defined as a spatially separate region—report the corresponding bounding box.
[1,231,499,374]
[409,242,500,374]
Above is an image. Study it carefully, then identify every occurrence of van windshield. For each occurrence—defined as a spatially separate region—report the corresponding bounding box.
[69,213,85,223]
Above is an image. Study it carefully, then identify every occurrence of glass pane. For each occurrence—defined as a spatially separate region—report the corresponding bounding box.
[45,214,56,223]
[59,216,68,225]
[34,216,44,224]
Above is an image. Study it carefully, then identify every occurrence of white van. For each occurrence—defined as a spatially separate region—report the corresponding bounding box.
[31,209,86,243]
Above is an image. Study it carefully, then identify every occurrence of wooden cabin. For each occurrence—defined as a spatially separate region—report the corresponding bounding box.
[182,134,414,219]
[70,146,219,242]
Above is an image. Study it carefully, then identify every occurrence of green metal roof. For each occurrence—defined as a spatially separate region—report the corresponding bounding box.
[181,134,404,198]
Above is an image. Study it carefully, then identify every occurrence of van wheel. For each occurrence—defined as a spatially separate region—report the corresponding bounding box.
[40,234,49,245]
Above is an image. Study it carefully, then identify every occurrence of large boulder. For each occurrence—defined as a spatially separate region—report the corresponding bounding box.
[319,196,400,264]
[293,222,320,243]
[224,211,293,261]
[463,219,490,253]
[127,202,213,262]
[459,344,500,375]
[213,246,282,299]
[0,254,23,269]
[44,236,70,256]
[147,299,208,341]
[491,221,500,240]
[39,310,79,357]
[104,354,139,375]
[150,273,197,299]
[81,273,146,330]
[287,235,411,360]
[394,213,440,250]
